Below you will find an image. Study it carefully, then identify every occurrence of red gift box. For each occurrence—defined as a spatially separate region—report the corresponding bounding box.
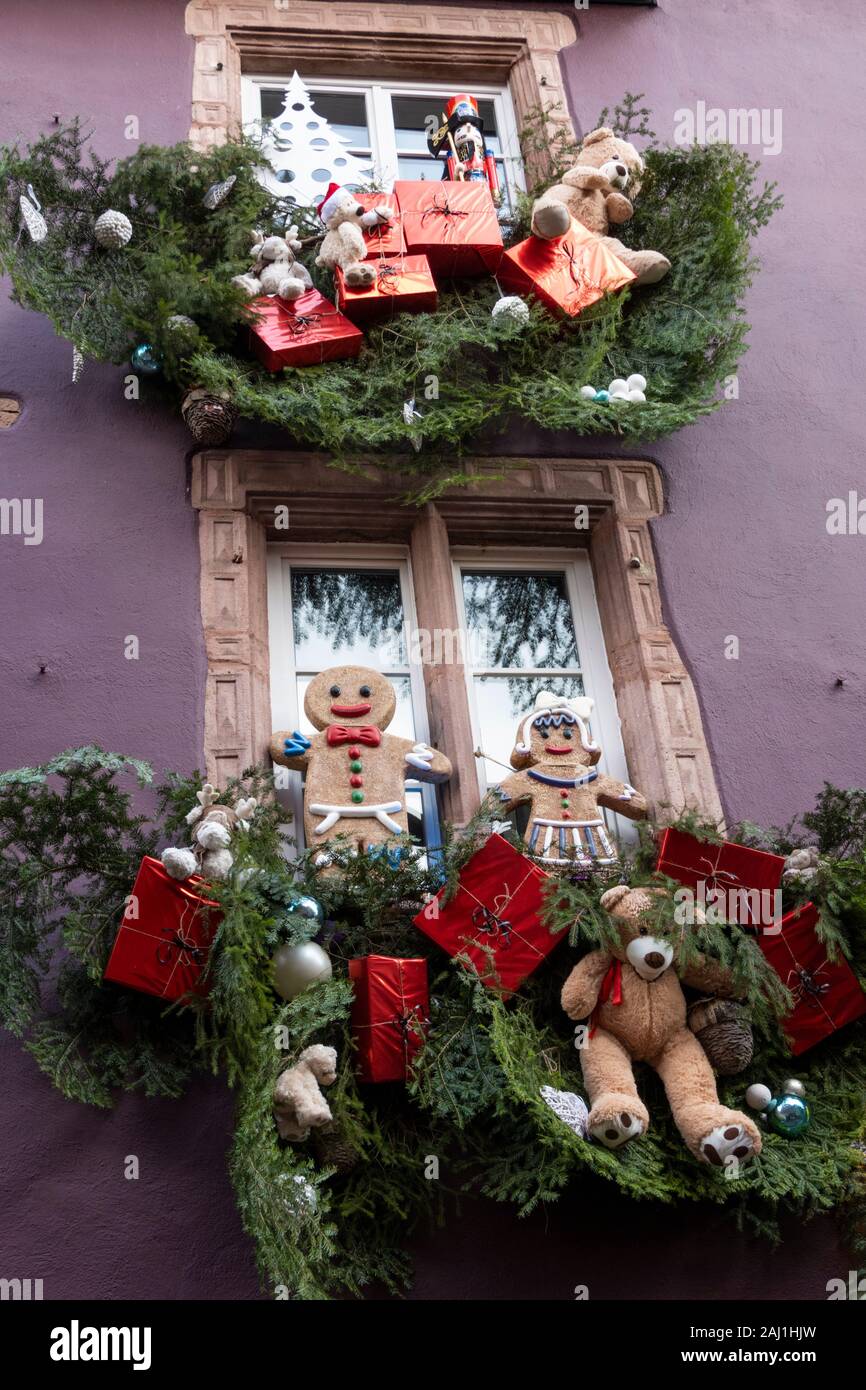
[394,179,503,278]
[498,217,635,317]
[349,955,429,1083]
[335,254,438,325]
[758,902,866,1055]
[355,191,405,258]
[655,827,785,929]
[248,289,363,370]
[103,856,222,1001]
[413,833,563,995]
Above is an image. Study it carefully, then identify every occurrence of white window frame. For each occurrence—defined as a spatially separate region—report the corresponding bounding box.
[241,74,526,202]
[451,548,638,844]
[266,544,440,856]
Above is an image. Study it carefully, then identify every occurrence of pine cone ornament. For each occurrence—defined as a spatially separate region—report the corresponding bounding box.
[202,174,237,210]
[688,998,753,1075]
[491,295,529,327]
[181,388,237,446]
[19,193,47,243]
[310,1120,359,1174]
[94,210,133,248]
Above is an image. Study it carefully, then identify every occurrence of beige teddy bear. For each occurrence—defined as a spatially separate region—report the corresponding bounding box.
[561,884,762,1166]
[232,227,313,302]
[273,1044,338,1141]
[161,784,257,883]
[315,183,394,289]
[531,126,670,287]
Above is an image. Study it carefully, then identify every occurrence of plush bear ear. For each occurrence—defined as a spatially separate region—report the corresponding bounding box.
[600,884,631,912]
[581,126,615,147]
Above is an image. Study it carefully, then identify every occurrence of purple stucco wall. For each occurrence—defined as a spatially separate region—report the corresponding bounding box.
[0,1,860,1300]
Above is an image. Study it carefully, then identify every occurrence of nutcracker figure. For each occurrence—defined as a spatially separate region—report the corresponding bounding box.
[427,93,501,204]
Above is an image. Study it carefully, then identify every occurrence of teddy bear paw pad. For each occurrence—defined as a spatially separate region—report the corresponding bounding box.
[590,1109,645,1149]
[701,1123,757,1167]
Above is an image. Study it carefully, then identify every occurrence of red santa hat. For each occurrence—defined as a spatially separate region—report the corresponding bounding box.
[318,182,343,223]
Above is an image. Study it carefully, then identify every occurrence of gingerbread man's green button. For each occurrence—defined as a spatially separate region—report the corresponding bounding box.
[351,790,365,804]
[350,759,363,773]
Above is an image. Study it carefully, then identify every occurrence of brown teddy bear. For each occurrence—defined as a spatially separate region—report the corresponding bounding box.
[270,665,451,868]
[496,692,647,866]
[561,884,762,1167]
[531,126,671,287]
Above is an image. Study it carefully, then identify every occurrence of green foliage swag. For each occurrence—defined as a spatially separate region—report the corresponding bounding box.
[1,747,864,1299]
[0,98,780,488]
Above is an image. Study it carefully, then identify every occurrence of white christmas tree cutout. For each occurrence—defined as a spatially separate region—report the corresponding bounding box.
[257,71,373,206]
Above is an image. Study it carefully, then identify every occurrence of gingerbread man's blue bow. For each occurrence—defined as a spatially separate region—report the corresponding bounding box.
[283,731,311,757]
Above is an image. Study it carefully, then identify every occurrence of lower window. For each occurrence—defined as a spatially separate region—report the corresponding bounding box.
[266,546,636,853]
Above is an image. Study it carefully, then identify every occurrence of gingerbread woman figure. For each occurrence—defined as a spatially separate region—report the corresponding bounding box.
[270,665,452,866]
[496,691,647,866]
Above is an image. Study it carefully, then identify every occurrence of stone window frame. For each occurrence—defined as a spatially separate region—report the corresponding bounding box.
[191,450,724,827]
[184,1,579,183]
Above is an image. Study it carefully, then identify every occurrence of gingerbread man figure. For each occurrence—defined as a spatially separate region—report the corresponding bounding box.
[270,665,452,867]
[496,691,647,866]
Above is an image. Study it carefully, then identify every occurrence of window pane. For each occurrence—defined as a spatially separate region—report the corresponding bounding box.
[461,571,581,670]
[392,95,499,152]
[473,674,586,787]
[291,569,406,670]
[396,155,441,181]
[260,86,370,147]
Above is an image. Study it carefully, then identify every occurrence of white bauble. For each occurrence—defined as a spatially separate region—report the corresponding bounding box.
[272,941,332,1000]
[94,209,133,248]
[626,373,647,393]
[746,1082,772,1111]
[782,1078,806,1098]
[610,390,631,404]
[627,388,647,403]
[580,384,597,400]
[491,295,530,327]
[608,378,628,396]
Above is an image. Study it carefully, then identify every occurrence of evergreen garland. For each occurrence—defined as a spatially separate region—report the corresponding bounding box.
[0,98,780,488]
[1,747,863,1299]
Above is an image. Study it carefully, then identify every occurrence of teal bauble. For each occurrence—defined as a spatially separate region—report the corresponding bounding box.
[766,1092,810,1137]
[130,343,161,375]
[289,894,325,926]
[595,389,610,402]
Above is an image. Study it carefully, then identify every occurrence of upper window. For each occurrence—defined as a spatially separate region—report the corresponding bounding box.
[241,75,524,212]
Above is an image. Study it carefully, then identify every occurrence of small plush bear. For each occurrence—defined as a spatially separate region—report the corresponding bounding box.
[273,1044,338,1142]
[232,227,313,302]
[161,784,257,884]
[269,664,451,868]
[315,183,394,289]
[531,126,670,287]
[496,691,646,866]
[561,884,762,1166]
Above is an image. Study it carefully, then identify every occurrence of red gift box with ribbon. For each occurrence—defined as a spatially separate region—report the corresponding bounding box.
[103,856,222,1001]
[349,955,429,1083]
[413,833,563,995]
[655,827,785,929]
[248,290,363,371]
[335,254,438,325]
[355,190,405,258]
[394,179,503,278]
[498,217,635,317]
[758,902,866,1055]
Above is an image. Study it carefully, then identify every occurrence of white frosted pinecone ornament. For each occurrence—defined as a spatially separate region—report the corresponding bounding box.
[491,295,530,327]
[94,209,133,248]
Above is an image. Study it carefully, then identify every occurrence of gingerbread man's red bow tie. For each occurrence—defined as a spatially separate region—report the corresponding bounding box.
[326,725,382,747]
